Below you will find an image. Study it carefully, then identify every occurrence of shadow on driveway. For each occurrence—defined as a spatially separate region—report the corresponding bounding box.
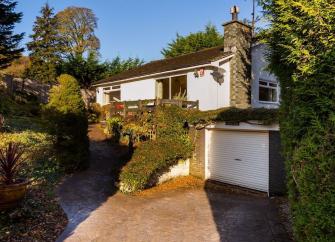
[204,182,292,242]
[56,125,132,241]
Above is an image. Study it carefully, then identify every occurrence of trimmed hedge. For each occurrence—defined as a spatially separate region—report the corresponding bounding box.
[119,137,192,193]
[119,106,193,193]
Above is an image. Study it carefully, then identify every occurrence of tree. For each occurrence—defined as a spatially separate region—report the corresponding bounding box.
[101,56,144,78]
[26,3,62,83]
[161,24,224,58]
[0,0,24,69]
[59,52,104,89]
[0,56,30,78]
[56,7,100,58]
[59,55,143,88]
[45,74,89,171]
[259,0,335,241]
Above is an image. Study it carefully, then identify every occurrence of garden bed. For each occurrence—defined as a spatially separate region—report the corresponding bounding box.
[0,177,67,241]
[0,117,68,241]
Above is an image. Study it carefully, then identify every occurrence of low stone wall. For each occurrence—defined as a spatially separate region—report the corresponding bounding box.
[158,159,190,184]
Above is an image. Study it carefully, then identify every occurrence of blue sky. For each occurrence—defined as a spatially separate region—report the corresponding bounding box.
[15,0,261,62]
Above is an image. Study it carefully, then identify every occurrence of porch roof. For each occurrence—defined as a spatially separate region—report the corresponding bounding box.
[93,45,232,86]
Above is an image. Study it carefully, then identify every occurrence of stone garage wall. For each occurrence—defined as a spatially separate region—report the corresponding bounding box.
[189,128,206,179]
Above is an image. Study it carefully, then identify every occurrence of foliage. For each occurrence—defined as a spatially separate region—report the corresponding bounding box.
[101,56,144,78]
[259,0,335,241]
[0,0,24,69]
[0,142,25,184]
[59,52,105,88]
[59,54,143,88]
[119,137,192,193]
[45,74,89,171]
[105,116,123,143]
[0,140,66,241]
[0,89,41,118]
[88,102,102,123]
[0,56,30,78]
[161,24,224,58]
[119,106,193,193]
[56,6,100,58]
[26,4,62,84]
[215,108,279,125]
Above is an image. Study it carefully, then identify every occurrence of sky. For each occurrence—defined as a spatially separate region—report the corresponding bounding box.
[15,0,262,62]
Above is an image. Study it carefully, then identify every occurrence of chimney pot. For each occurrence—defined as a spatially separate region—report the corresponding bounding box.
[230,5,240,21]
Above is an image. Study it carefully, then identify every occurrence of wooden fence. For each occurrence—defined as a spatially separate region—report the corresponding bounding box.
[105,99,199,118]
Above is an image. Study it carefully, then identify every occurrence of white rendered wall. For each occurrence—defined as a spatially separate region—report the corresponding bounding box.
[96,87,104,105]
[187,61,230,111]
[158,159,190,184]
[121,79,156,101]
[251,44,280,109]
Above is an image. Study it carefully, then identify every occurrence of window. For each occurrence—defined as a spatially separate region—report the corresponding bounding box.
[259,80,278,102]
[156,75,187,100]
[156,78,170,99]
[171,75,187,99]
[103,86,121,104]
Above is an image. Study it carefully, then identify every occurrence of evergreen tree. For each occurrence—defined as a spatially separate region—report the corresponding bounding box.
[45,74,89,171]
[260,0,335,240]
[161,24,224,58]
[101,56,143,78]
[26,3,61,83]
[59,53,104,89]
[0,0,24,69]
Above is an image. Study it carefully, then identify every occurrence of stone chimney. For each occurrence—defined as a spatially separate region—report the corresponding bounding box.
[223,6,252,108]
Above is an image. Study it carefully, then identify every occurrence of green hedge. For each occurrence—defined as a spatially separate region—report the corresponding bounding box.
[215,108,279,125]
[119,137,192,193]
[259,1,335,240]
[119,106,193,193]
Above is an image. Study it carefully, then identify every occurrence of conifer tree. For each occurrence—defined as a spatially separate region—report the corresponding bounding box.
[0,0,24,69]
[161,24,224,58]
[260,0,335,240]
[26,3,62,83]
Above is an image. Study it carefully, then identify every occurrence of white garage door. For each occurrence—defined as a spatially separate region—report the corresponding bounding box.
[208,130,269,192]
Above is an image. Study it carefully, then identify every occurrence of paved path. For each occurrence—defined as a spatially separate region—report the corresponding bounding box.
[57,125,291,242]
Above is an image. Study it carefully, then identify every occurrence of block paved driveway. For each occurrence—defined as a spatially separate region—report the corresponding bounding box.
[56,125,291,242]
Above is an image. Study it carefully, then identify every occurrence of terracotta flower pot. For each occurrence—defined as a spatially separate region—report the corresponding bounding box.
[0,179,29,210]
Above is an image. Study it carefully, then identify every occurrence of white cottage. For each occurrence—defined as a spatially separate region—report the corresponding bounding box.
[93,7,286,195]
[93,9,279,111]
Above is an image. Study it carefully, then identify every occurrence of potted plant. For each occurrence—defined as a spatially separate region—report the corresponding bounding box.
[0,142,29,210]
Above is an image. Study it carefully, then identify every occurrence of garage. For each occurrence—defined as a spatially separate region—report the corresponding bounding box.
[204,122,286,195]
[207,130,269,192]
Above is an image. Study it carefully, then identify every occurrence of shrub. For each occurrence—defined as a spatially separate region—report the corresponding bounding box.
[260,1,335,240]
[0,142,25,184]
[44,74,89,172]
[105,116,123,143]
[119,138,192,193]
[119,106,193,193]
[215,108,279,125]
[88,103,102,123]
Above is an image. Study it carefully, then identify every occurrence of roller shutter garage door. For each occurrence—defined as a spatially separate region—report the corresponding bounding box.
[208,130,269,192]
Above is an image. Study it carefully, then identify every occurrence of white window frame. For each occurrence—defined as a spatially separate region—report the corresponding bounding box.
[258,79,279,104]
[103,85,121,104]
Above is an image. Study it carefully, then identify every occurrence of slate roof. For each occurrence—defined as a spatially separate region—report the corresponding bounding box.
[94,45,233,85]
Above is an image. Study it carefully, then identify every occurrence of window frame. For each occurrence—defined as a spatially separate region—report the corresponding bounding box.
[258,79,279,104]
[155,74,187,100]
